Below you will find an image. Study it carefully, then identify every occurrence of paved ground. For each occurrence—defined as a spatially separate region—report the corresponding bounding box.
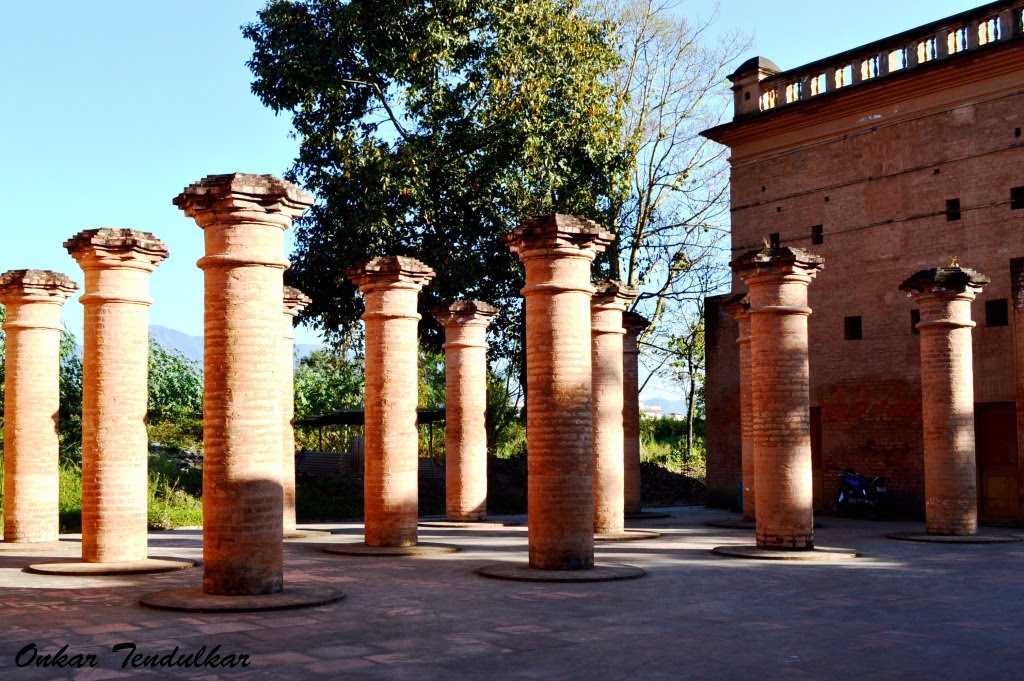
[0,506,1021,680]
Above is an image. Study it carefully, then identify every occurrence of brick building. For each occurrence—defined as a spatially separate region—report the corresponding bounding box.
[703,1,1024,522]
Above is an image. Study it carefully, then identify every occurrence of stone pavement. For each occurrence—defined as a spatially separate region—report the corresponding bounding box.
[0,506,1021,680]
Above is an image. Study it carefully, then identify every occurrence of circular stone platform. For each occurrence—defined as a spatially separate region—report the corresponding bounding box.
[25,557,197,576]
[419,520,504,529]
[0,541,77,553]
[140,586,346,613]
[711,545,857,561]
[284,529,334,540]
[704,519,824,530]
[322,543,459,557]
[595,530,662,542]
[886,532,1023,544]
[624,511,672,521]
[476,562,646,582]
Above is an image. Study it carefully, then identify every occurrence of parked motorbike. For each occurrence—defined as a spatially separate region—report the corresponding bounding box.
[835,469,888,518]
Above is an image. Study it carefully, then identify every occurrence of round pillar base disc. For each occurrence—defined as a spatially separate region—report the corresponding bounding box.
[476,562,646,582]
[419,520,500,529]
[711,545,857,561]
[595,530,662,542]
[284,529,334,540]
[322,542,459,557]
[704,519,756,530]
[0,540,76,553]
[624,511,672,521]
[140,586,346,613]
[886,532,1022,544]
[25,557,197,576]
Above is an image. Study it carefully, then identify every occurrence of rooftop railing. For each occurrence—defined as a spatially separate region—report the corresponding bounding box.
[737,2,1024,119]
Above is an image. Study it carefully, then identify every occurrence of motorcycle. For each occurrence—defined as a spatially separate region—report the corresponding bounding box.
[835,469,888,518]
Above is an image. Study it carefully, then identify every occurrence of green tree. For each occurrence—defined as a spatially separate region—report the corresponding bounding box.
[293,346,365,419]
[244,0,630,365]
[147,340,203,423]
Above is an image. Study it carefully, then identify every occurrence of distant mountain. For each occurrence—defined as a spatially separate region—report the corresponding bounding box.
[640,395,687,416]
[149,325,321,365]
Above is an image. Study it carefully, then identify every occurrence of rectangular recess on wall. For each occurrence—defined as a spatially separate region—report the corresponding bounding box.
[986,299,1009,327]
[1012,186,1024,209]
[946,198,961,221]
[911,309,920,335]
[811,225,824,244]
[844,316,863,341]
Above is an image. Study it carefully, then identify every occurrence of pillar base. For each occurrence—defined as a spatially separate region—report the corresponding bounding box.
[624,511,672,521]
[711,545,857,561]
[475,561,646,582]
[0,540,76,553]
[419,520,504,529]
[25,558,197,576]
[886,531,1022,544]
[322,542,459,557]
[595,530,662,542]
[284,529,334,540]
[140,586,346,613]
[706,518,823,530]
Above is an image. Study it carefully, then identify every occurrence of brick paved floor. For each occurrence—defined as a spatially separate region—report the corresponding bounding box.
[0,506,1021,680]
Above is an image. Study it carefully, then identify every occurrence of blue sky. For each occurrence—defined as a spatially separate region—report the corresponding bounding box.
[1,0,980,359]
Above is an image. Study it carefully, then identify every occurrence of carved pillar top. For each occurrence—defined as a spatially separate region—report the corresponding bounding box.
[622,311,650,342]
[900,262,989,330]
[591,281,637,335]
[506,213,613,258]
[722,292,751,345]
[172,173,313,230]
[283,286,312,318]
[346,256,435,293]
[730,245,824,314]
[0,269,78,307]
[64,228,169,271]
[432,300,498,328]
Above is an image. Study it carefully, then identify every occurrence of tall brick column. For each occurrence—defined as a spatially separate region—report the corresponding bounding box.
[64,230,174,569]
[140,174,345,611]
[0,270,77,545]
[348,257,435,547]
[733,246,823,550]
[591,281,637,536]
[622,311,649,517]
[901,264,989,536]
[433,300,497,522]
[178,174,310,595]
[507,214,611,570]
[723,294,755,520]
[282,286,311,537]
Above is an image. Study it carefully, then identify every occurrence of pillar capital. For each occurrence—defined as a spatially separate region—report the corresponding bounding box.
[63,228,169,272]
[592,280,638,313]
[346,256,435,293]
[505,213,613,264]
[432,299,498,328]
[899,263,989,301]
[722,293,751,344]
[172,173,313,231]
[283,286,312,318]
[0,269,78,309]
[622,311,650,341]
[731,245,824,284]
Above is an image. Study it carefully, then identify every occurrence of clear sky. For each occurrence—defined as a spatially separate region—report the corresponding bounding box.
[1,0,982,359]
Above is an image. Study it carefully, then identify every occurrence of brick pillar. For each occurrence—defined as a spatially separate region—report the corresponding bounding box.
[1012,258,1024,524]
[282,286,311,535]
[506,214,612,570]
[622,311,649,516]
[174,173,312,595]
[0,271,77,543]
[64,230,168,563]
[723,294,755,520]
[433,300,497,521]
[347,256,435,547]
[591,281,637,535]
[733,246,824,549]
[901,263,989,535]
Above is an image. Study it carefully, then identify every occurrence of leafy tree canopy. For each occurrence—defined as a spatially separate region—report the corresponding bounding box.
[245,0,630,363]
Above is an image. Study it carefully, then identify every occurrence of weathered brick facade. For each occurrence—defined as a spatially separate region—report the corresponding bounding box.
[704,2,1024,522]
